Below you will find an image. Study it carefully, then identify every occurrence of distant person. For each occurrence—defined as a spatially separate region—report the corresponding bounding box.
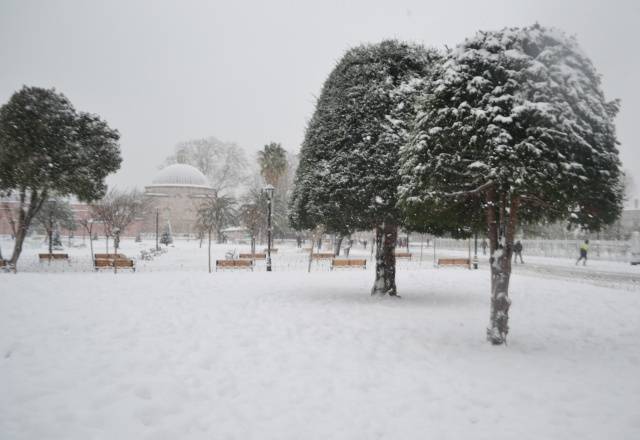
[576,239,589,266]
[481,239,488,255]
[296,235,302,248]
[513,240,524,264]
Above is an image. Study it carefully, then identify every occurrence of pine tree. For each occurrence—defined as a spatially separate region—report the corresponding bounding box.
[290,40,440,296]
[0,86,121,269]
[398,25,623,344]
[160,224,173,246]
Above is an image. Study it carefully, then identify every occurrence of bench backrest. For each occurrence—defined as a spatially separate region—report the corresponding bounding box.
[332,258,367,268]
[94,258,134,268]
[263,248,278,253]
[311,253,336,260]
[239,253,266,259]
[394,252,412,258]
[216,259,253,268]
[438,258,470,266]
[38,253,69,259]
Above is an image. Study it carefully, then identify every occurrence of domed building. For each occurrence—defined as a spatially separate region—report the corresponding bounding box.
[144,164,215,236]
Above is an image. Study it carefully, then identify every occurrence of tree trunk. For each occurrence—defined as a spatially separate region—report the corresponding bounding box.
[486,190,519,345]
[371,222,398,297]
[48,229,53,255]
[250,236,256,254]
[334,235,343,256]
[9,189,46,269]
[208,229,212,273]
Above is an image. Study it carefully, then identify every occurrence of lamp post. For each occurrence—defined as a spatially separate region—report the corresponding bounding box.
[155,208,159,251]
[263,184,275,272]
[473,232,479,269]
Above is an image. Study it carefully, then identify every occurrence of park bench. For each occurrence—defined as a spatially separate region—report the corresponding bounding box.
[331,258,367,270]
[94,254,136,272]
[437,258,470,269]
[38,253,69,261]
[263,248,278,254]
[394,252,412,260]
[215,259,254,271]
[311,253,336,260]
[239,253,266,260]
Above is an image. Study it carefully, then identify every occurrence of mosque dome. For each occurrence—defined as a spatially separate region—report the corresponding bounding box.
[150,164,211,188]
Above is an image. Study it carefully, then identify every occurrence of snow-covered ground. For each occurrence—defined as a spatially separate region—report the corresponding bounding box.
[1,239,640,439]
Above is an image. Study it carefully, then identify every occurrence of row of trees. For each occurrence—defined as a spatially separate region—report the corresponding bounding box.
[193,142,293,272]
[290,25,623,345]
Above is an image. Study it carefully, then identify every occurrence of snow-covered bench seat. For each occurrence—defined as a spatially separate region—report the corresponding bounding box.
[437,258,470,268]
[94,253,127,259]
[239,253,266,260]
[216,259,253,271]
[311,253,336,260]
[331,258,367,270]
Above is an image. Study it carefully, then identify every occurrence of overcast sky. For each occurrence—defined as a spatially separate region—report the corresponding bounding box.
[1,0,639,196]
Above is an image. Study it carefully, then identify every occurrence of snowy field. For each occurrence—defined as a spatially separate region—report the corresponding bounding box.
[1,239,640,439]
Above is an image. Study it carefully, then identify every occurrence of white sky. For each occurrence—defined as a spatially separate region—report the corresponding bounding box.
[1,0,639,195]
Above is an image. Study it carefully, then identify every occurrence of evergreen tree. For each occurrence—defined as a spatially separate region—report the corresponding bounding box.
[160,224,173,246]
[0,86,121,269]
[290,40,440,296]
[398,25,623,344]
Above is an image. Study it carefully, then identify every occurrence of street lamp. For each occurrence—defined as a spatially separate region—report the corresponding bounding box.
[263,184,275,272]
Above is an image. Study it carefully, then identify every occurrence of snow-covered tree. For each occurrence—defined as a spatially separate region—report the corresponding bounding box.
[33,198,76,255]
[0,86,121,269]
[398,25,623,344]
[164,137,248,196]
[196,195,237,272]
[290,40,440,296]
[90,189,150,254]
[238,186,268,254]
[160,224,173,247]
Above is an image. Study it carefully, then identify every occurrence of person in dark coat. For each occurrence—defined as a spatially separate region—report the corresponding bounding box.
[513,240,524,264]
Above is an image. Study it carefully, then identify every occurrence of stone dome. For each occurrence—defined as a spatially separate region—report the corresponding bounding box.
[150,164,210,188]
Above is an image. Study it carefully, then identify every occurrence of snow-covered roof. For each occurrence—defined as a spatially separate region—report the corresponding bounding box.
[149,164,211,188]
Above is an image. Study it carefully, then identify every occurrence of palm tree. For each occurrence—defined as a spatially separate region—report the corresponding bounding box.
[258,142,288,187]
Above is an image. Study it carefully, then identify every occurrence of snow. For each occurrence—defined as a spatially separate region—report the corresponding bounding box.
[1,239,640,439]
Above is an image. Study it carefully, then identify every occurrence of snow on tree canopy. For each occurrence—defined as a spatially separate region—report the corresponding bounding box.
[398,24,623,231]
[289,40,440,233]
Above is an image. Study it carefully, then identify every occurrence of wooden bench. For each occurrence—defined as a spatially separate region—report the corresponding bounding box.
[263,248,278,254]
[331,258,367,270]
[437,258,470,268]
[94,258,136,271]
[239,253,266,260]
[394,252,412,260]
[38,253,69,261]
[311,253,336,260]
[216,259,254,271]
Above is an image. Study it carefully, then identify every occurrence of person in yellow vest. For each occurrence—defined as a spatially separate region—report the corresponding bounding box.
[576,239,589,266]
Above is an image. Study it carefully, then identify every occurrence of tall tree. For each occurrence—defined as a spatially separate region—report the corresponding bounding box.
[0,86,121,269]
[398,25,623,344]
[33,198,76,255]
[164,137,248,195]
[290,40,440,296]
[258,142,288,187]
